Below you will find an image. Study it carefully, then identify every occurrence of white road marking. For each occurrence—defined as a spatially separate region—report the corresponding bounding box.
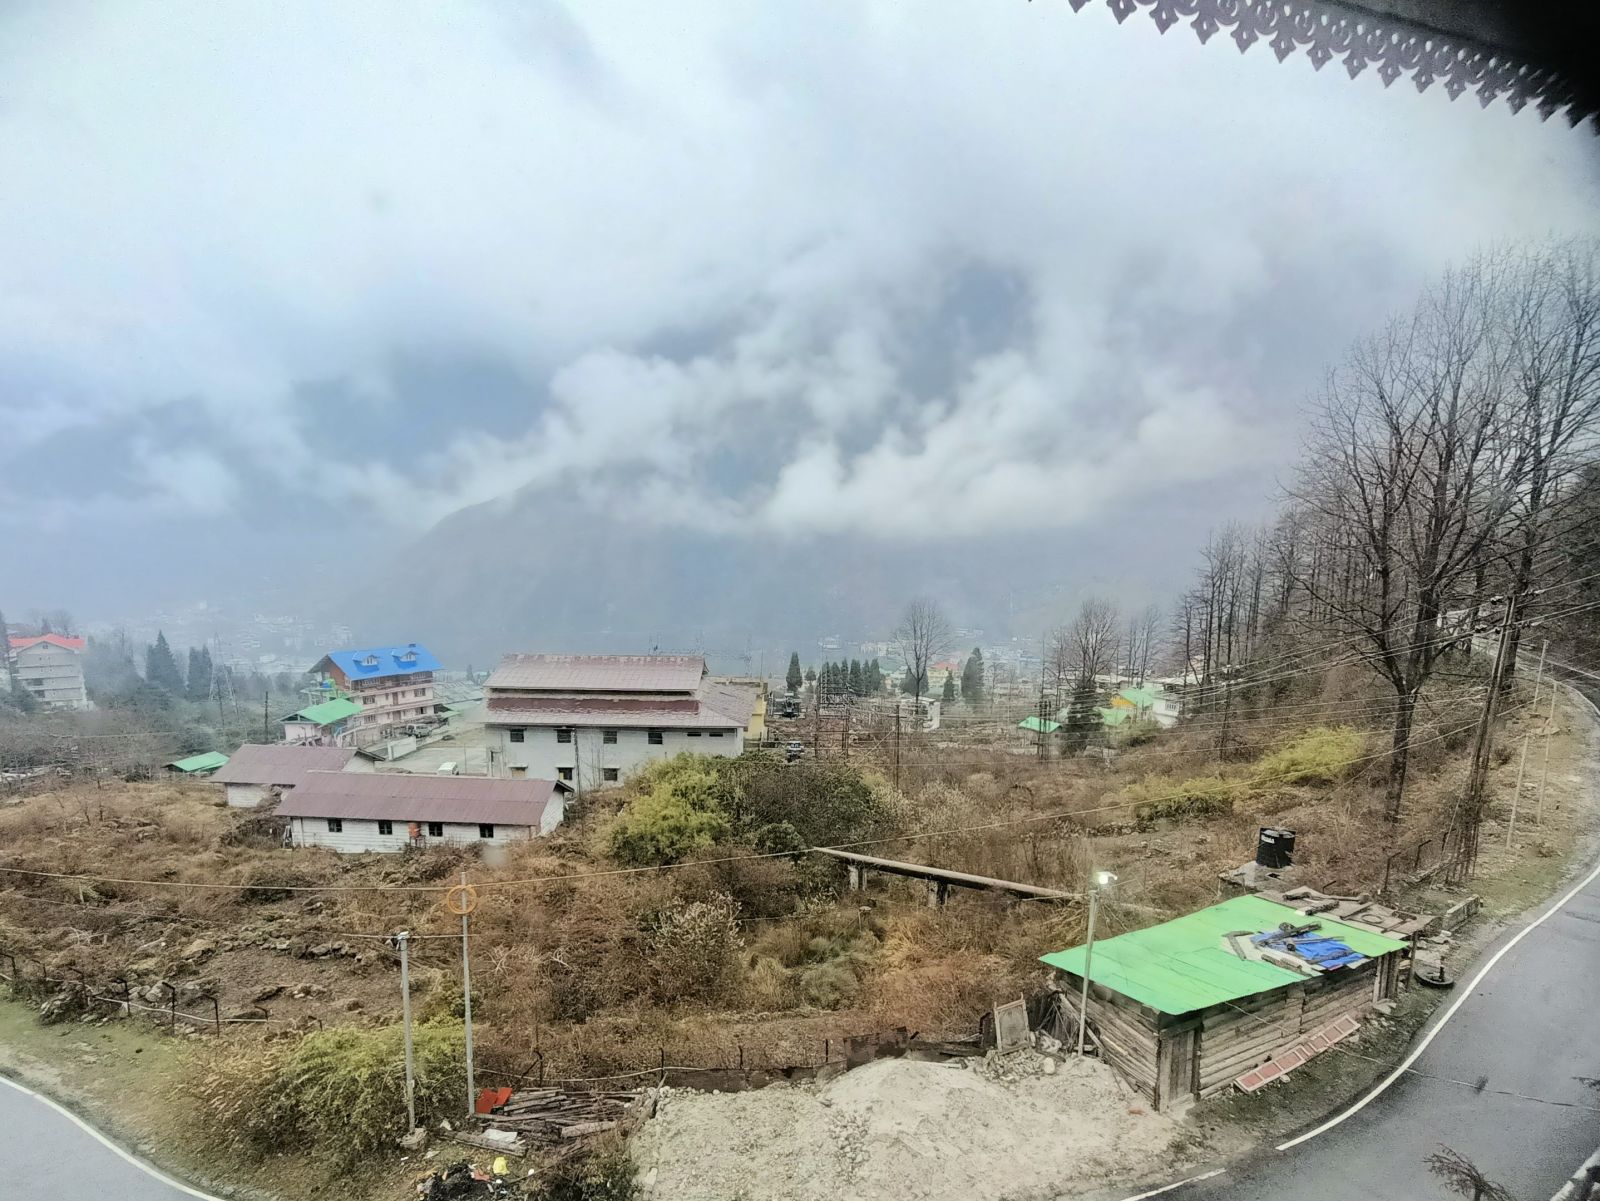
[1113,1168,1226,1199]
[1278,683,1600,1152]
[0,1073,227,1201]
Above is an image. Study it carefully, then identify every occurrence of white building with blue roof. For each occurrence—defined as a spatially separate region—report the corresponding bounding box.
[308,643,443,744]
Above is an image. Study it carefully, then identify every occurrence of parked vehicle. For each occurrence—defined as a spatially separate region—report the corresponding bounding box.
[784,740,805,761]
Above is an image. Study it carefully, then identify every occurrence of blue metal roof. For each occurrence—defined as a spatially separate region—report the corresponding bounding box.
[316,643,441,681]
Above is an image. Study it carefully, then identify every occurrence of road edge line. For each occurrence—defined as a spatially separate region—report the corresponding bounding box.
[1278,681,1600,1152]
[0,1072,228,1201]
[1114,1168,1226,1200]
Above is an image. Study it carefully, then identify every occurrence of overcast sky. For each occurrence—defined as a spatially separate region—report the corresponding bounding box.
[2,1,1597,621]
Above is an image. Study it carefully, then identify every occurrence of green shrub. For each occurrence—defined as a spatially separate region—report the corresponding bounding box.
[608,779,729,866]
[188,1020,466,1164]
[1130,775,1245,822]
[1252,725,1365,787]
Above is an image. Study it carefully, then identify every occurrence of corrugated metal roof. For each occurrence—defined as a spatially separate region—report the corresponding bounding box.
[289,697,363,725]
[9,634,86,651]
[481,696,741,729]
[312,644,442,681]
[1039,895,1405,1016]
[276,771,561,826]
[1018,716,1060,733]
[211,744,355,785]
[167,751,229,774]
[486,654,705,693]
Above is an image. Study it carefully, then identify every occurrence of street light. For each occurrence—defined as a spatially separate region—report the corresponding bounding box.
[1078,871,1118,1057]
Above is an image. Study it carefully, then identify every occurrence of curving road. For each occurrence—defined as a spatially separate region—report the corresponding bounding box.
[0,1075,217,1201]
[1101,682,1600,1201]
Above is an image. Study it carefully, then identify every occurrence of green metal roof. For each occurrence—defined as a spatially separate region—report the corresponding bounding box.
[1117,686,1158,708]
[168,751,229,774]
[1018,715,1060,733]
[1039,895,1406,1016]
[292,697,362,725]
[1098,707,1129,727]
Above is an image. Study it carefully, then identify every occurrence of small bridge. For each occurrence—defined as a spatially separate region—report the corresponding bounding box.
[811,848,1077,906]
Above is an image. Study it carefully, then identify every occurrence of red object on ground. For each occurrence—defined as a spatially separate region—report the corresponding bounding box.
[475,1086,513,1114]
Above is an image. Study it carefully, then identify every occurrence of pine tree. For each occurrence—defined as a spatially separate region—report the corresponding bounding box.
[941,673,956,702]
[869,659,883,694]
[1062,677,1102,753]
[145,632,184,694]
[786,652,803,693]
[961,647,985,705]
[186,646,214,701]
[848,659,864,696]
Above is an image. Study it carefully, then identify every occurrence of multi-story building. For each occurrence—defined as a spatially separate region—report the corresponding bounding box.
[306,644,441,744]
[480,654,759,792]
[7,635,89,710]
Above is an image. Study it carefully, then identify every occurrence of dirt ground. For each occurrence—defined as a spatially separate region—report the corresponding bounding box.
[0,682,1593,1201]
[633,1052,1182,1201]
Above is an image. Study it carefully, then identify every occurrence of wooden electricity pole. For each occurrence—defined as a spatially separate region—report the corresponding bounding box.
[1456,595,1517,882]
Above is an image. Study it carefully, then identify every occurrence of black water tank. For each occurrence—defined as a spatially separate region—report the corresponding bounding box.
[1256,827,1296,869]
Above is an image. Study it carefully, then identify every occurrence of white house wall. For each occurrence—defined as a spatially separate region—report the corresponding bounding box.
[489,725,743,791]
[288,816,541,854]
[224,782,269,808]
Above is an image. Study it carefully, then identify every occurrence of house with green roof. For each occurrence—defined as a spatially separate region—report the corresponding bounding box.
[166,751,229,776]
[1039,894,1406,1110]
[280,696,362,747]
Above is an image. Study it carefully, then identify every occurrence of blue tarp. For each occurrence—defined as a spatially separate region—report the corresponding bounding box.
[1250,929,1367,971]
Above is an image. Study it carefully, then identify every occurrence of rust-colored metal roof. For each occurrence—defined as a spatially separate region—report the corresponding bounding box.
[211,743,355,785]
[276,770,561,826]
[486,654,705,694]
[8,634,86,651]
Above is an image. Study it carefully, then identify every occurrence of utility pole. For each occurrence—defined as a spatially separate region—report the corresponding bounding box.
[892,703,901,793]
[1536,685,1558,824]
[263,690,270,742]
[1077,888,1099,1057]
[397,931,417,1131]
[1037,688,1048,761]
[1457,594,1516,882]
[460,872,475,1118]
[1505,732,1530,849]
[813,678,822,762]
[1530,639,1548,709]
[840,703,850,759]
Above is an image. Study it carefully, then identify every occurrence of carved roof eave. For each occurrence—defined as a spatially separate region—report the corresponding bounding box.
[1067,0,1598,133]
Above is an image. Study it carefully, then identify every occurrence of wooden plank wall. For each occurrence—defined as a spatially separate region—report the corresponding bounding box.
[1069,980,1163,1103]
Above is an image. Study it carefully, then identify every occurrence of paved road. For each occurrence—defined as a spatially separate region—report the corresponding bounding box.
[1139,814,1600,1197]
[0,1075,209,1200]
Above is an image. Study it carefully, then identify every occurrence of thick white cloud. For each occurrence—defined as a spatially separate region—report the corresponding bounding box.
[0,0,1596,545]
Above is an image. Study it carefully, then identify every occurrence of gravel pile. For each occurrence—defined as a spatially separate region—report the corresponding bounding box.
[632,1052,1180,1201]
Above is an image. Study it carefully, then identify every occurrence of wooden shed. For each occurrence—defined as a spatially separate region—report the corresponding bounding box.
[1040,895,1407,1111]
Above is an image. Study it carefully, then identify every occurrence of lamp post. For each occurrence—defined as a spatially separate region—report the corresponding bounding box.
[1077,871,1117,1057]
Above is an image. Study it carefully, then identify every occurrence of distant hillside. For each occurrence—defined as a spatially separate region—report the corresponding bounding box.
[352,485,1241,668]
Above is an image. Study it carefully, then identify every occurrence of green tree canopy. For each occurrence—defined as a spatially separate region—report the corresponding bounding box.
[145,632,185,694]
[941,673,956,702]
[961,647,985,704]
[786,652,803,692]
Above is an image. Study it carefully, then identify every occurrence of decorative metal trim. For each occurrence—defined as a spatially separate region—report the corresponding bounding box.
[1065,0,1598,131]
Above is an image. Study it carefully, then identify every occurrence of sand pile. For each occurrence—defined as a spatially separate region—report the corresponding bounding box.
[632,1052,1180,1201]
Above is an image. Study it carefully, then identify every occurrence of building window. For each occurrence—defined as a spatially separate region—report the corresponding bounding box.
[414,688,427,697]
[427,821,444,837]
[686,730,702,738]
[603,768,619,783]
[509,728,525,743]
[557,766,574,782]
[602,729,618,744]
[479,823,495,839]
[556,728,574,744]
[377,820,393,835]
[647,729,663,745]
[510,766,528,778]
[709,731,725,738]
[326,818,343,833]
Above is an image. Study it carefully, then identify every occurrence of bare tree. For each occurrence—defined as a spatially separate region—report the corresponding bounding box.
[895,599,951,706]
[1125,603,1163,684]
[1424,1145,1515,1201]
[1498,238,1600,686]
[1294,259,1529,820]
